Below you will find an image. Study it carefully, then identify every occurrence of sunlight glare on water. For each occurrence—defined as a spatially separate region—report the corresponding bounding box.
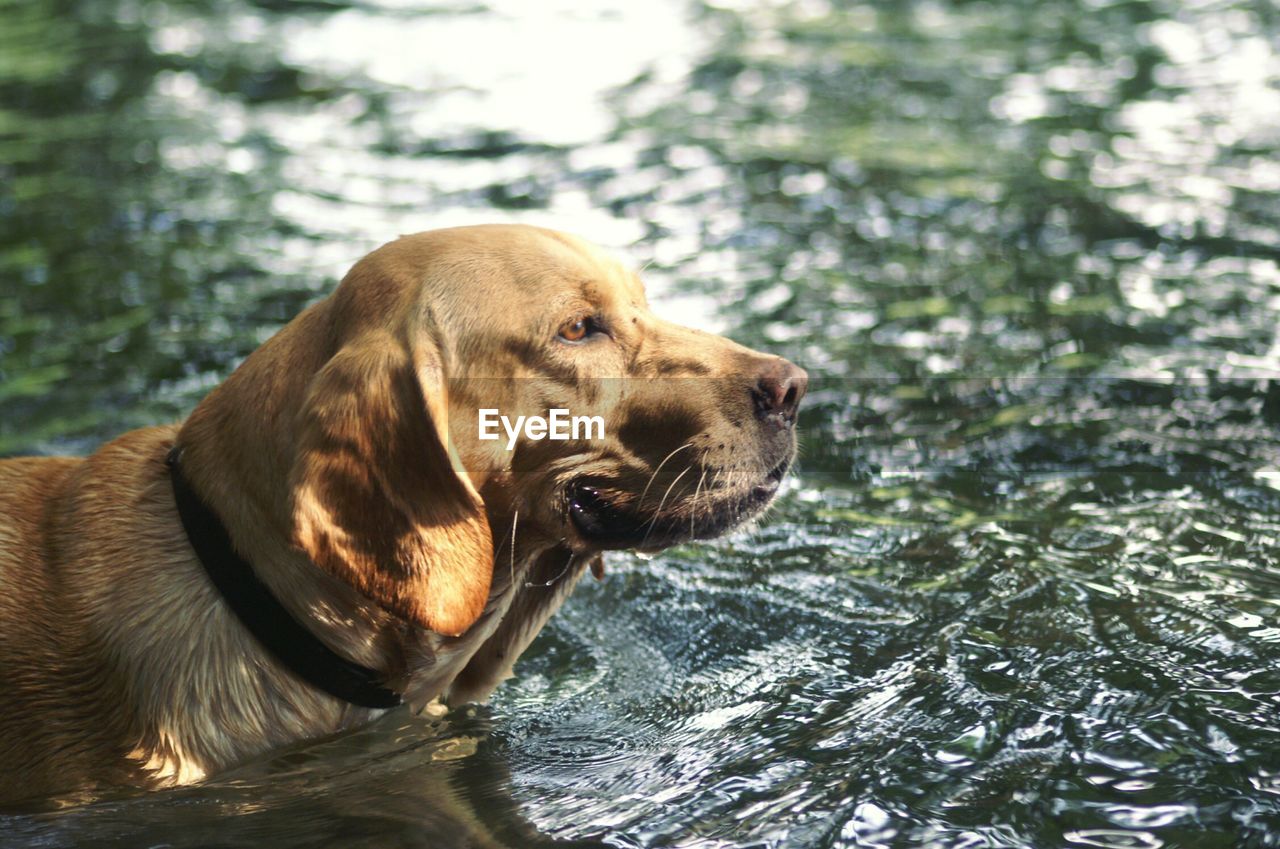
[3,0,1280,846]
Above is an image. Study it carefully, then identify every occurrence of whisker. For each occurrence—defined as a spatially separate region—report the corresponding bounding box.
[690,469,708,539]
[640,464,693,549]
[526,549,576,588]
[509,508,519,587]
[710,464,727,495]
[637,442,694,510]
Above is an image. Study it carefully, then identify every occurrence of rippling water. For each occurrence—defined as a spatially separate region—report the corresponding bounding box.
[4,0,1280,846]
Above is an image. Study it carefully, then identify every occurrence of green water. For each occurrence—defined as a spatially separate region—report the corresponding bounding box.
[3,0,1280,846]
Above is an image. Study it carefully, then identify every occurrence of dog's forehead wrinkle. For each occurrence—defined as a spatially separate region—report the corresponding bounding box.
[369,228,642,349]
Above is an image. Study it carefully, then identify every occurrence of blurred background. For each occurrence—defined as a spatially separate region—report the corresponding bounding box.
[3,0,1280,846]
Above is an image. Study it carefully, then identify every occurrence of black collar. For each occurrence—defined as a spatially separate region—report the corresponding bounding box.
[166,447,402,709]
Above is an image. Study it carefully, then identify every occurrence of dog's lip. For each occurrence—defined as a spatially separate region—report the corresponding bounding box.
[567,482,651,550]
[752,456,791,495]
[566,458,791,550]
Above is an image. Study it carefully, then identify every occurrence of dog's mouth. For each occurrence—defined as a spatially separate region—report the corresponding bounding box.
[566,457,791,551]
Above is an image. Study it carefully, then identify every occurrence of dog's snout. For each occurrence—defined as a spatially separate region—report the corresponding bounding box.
[752,359,808,424]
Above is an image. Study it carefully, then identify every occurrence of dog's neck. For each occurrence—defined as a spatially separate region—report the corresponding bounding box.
[172,418,565,711]
[167,447,402,708]
[171,304,583,710]
[172,303,395,673]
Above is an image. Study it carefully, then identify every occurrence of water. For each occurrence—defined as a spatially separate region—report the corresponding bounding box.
[3,0,1280,846]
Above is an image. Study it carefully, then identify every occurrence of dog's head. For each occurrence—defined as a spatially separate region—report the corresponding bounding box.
[288,224,806,636]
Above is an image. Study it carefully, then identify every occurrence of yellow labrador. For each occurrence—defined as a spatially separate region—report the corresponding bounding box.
[0,224,806,805]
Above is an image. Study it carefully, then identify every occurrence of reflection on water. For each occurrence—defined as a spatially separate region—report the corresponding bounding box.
[0,0,688,454]
[4,0,1280,846]
[2,710,611,848]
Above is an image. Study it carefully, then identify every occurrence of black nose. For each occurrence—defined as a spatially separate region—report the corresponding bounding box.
[752,359,808,425]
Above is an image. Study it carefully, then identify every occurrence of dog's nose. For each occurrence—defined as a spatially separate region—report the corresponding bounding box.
[753,359,808,425]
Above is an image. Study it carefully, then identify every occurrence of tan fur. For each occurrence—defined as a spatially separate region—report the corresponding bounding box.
[0,224,805,806]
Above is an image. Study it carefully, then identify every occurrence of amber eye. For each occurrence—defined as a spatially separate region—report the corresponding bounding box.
[561,319,588,342]
[558,316,600,343]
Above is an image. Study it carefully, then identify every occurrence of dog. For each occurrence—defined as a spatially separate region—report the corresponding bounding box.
[0,224,806,805]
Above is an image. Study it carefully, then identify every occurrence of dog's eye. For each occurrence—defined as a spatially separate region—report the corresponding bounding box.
[558,316,603,343]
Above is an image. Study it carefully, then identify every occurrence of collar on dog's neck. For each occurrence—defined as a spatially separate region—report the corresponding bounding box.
[166,446,402,710]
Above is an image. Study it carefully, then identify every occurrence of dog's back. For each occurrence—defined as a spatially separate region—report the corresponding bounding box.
[0,456,99,802]
[0,455,83,636]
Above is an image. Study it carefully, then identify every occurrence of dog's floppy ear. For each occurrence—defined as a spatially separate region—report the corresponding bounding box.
[289,329,493,637]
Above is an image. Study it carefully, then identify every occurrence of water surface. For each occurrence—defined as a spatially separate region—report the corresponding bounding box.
[3,0,1280,846]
